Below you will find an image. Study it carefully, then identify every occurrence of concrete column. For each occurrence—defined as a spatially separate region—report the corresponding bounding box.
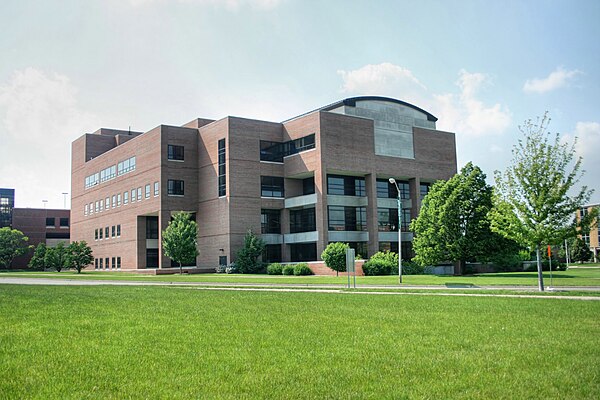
[281,208,290,262]
[315,167,328,258]
[365,172,379,257]
[136,216,147,269]
[158,210,170,268]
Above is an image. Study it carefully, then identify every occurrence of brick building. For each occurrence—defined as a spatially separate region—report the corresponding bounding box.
[71,96,457,271]
[577,203,599,262]
[1,188,70,268]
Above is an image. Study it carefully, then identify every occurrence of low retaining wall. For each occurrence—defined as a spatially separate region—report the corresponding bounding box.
[302,260,365,276]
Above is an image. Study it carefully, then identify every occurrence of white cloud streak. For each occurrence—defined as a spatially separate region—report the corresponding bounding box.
[128,0,283,10]
[0,68,99,208]
[523,67,581,94]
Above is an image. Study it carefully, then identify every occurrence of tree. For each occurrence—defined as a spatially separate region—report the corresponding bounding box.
[0,227,31,269]
[491,113,596,291]
[162,211,199,274]
[570,237,592,263]
[29,243,47,269]
[65,241,94,273]
[44,242,68,272]
[321,242,349,276]
[236,230,266,274]
[411,162,503,275]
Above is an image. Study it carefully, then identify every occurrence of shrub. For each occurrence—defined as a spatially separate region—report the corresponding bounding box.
[236,230,266,273]
[267,263,283,275]
[402,261,425,275]
[321,242,349,276]
[215,264,226,273]
[225,263,238,274]
[282,264,295,275]
[370,251,398,266]
[362,259,393,276]
[293,263,313,276]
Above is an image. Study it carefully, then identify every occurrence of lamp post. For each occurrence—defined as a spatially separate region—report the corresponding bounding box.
[388,178,402,284]
[61,192,68,209]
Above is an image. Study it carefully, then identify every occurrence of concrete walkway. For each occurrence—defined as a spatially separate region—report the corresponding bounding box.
[1,277,599,300]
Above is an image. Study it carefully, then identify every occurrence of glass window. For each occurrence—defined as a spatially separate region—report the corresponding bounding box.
[94,229,98,240]
[105,197,110,210]
[117,156,136,176]
[327,175,365,196]
[377,179,410,199]
[90,202,94,214]
[131,189,136,202]
[154,182,159,196]
[167,180,184,196]
[95,258,98,269]
[117,257,121,269]
[145,184,150,199]
[261,209,281,234]
[260,134,315,162]
[112,195,116,208]
[124,191,129,204]
[111,226,116,238]
[377,208,410,232]
[420,183,431,201]
[46,217,55,227]
[117,224,121,237]
[99,228,103,239]
[105,227,109,238]
[59,218,69,227]
[112,257,116,270]
[303,177,315,195]
[146,216,159,239]
[328,206,366,231]
[168,145,184,161]
[290,207,316,233]
[105,257,110,270]
[263,245,282,263]
[117,193,121,207]
[218,139,226,197]
[261,176,284,197]
[137,187,142,201]
[290,243,317,262]
[99,258,103,269]
[84,204,88,216]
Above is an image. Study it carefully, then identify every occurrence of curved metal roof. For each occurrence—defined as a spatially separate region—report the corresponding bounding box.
[283,96,438,123]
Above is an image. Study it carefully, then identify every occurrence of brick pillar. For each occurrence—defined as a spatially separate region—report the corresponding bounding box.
[365,172,379,257]
[158,210,170,268]
[409,177,421,220]
[315,168,328,259]
[136,216,146,269]
[281,208,290,262]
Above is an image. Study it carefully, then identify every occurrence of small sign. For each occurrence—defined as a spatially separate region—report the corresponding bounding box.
[346,248,355,272]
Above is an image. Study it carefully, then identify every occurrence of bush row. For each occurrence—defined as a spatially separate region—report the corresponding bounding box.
[267,262,313,276]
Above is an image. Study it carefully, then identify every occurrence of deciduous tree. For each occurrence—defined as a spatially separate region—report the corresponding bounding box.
[321,242,349,276]
[44,242,68,272]
[569,237,592,263]
[162,212,199,274]
[29,243,47,269]
[0,227,31,269]
[236,230,266,274]
[65,241,94,273]
[491,113,596,291]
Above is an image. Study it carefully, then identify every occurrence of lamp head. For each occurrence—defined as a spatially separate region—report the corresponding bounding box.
[388,178,396,184]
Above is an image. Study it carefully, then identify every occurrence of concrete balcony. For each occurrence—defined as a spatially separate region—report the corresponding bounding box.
[377,198,412,209]
[327,195,368,207]
[378,231,413,242]
[284,230,319,244]
[261,234,284,245]
[328,231,369,242]
[285,193,317,209]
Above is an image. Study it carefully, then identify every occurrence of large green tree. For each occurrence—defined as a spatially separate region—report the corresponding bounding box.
[236,230,266,274]
[569,237,592,263]
[321,242,349,276]
[0,227,31,269]
[491,113,596,291]
[29,243,47,269]
[44,242,68,272]
[411,162,507,275]
[162,212,199,274]
[65,241,94,273]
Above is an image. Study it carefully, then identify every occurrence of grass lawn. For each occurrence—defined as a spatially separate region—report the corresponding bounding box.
[1,285,599,399]
[2,267,600,287]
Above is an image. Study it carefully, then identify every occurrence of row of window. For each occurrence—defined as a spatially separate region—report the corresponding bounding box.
[45,217,69,228]
[260,134,316,162]
[94,256,121,270]
[94,225,121,240]
[84,182,160,216]
[261,206,413,234]
[85,156,136,189]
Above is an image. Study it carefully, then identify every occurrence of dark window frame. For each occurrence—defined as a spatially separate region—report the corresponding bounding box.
[167,144,185,161]
[167,179,185,196]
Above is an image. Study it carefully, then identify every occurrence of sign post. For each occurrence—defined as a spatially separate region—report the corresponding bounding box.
[547,245,553,289]
[346,248,356,289]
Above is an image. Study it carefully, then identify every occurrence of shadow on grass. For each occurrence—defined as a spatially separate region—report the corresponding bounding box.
[445,283,479,288]
[485,273,577,279]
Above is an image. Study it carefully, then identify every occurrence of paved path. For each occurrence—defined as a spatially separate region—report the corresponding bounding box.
[1,277,599,300]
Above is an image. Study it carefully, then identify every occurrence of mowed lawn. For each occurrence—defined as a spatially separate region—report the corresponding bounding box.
[1,285,599,399]
[2,267,600,287]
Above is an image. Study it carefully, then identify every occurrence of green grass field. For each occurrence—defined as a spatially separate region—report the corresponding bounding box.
[2,267,600,287]
[1,285,599,399]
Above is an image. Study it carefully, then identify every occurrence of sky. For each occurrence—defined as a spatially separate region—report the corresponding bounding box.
[0,0,598,209]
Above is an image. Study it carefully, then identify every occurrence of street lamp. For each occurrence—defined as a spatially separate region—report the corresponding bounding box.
[388,178,402,284]
[61,192,68,209]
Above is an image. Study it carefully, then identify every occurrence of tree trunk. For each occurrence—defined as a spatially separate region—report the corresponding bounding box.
[453,260,465,276]
[179,261,183,275]
[536,246,545,292]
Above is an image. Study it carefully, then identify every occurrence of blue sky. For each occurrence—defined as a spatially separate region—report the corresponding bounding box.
[1,0,598,208]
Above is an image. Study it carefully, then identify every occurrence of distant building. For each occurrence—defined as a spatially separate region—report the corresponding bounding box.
[0,188,15,228]
[577,203,599,262]
[0,188,70,268]
[71,96,457,271]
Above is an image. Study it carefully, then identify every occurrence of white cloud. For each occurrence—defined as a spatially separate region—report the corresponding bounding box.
[562,121,600,200]
[128,0,282,10]
[0,68,99,208]
[433,70,511,137]
[336,64,511,138]
[523,67,581,94]
[337,63,428,104]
